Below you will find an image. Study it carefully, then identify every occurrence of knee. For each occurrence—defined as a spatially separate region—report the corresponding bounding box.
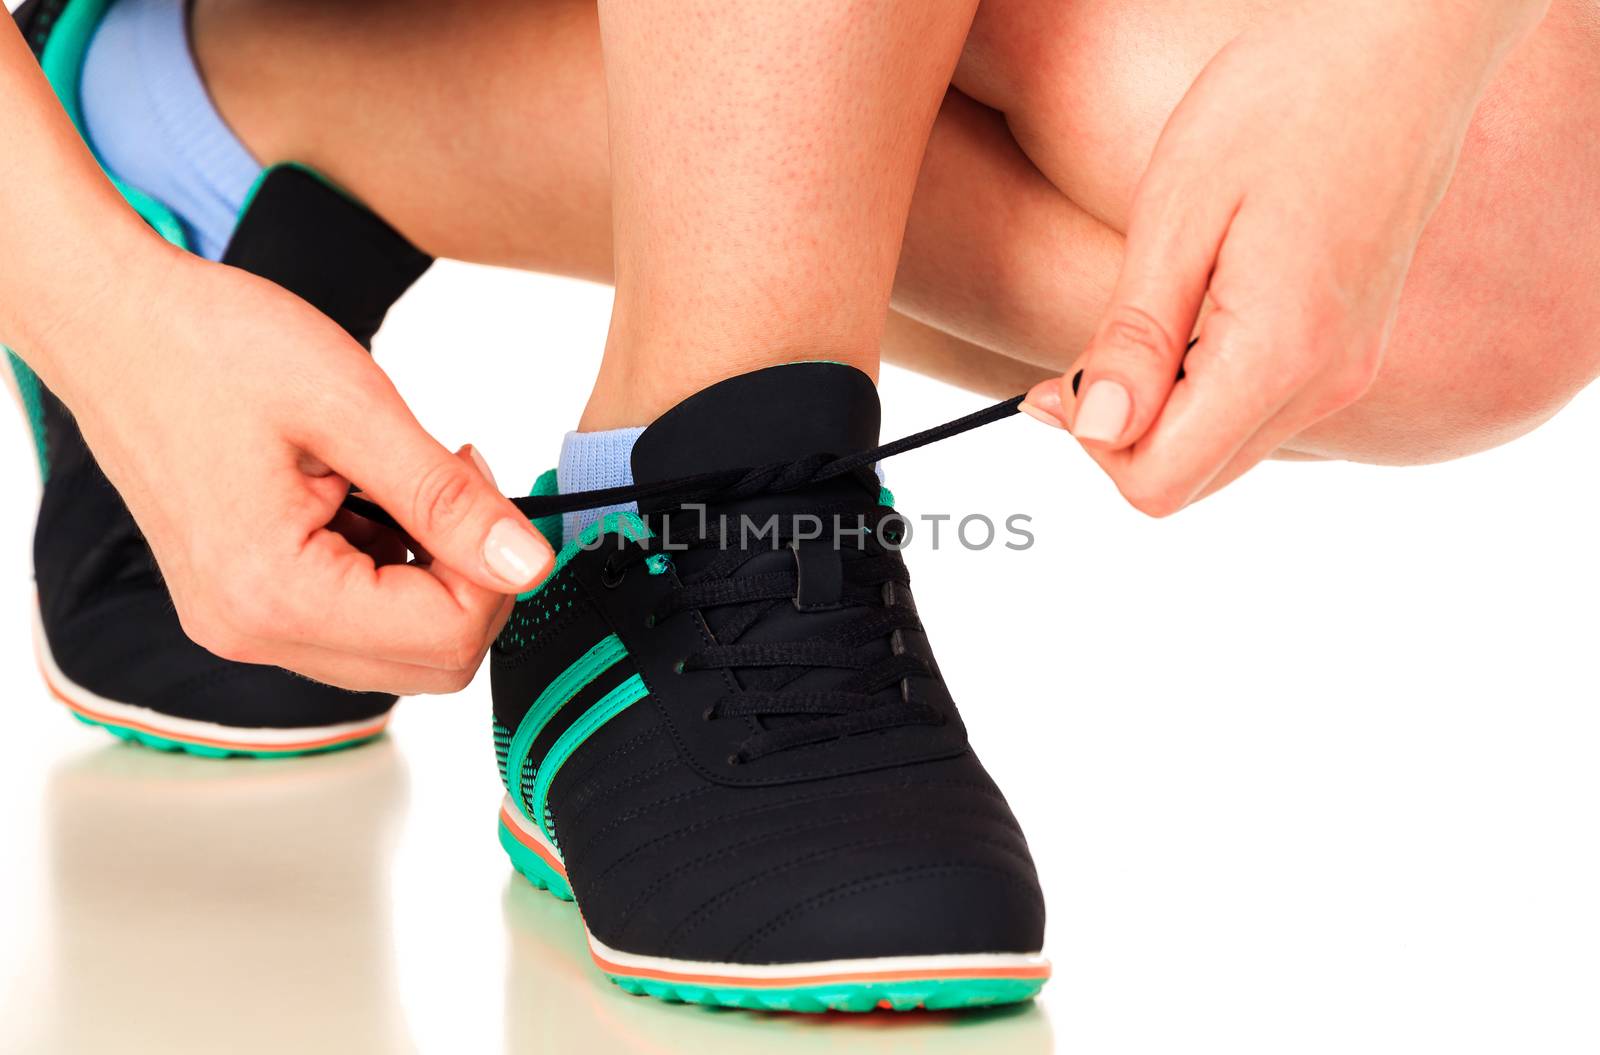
[1289,330,1600,466]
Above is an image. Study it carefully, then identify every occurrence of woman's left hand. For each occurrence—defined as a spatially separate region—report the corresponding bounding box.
[1020,0,1550,516]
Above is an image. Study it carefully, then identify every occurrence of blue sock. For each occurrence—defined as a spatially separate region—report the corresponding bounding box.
[79,0,263,260]
[557,428,646,544]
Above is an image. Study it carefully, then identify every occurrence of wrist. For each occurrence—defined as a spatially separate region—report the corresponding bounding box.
[2,216,184,402]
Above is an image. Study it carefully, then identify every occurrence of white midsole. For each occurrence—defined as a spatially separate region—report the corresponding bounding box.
[500,794,1050,982]
[32,599,387,746]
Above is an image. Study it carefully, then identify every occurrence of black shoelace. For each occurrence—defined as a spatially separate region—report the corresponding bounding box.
[344,393,1025,762]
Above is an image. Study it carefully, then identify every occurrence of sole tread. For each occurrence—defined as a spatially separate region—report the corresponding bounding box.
[498,814,1046,1014]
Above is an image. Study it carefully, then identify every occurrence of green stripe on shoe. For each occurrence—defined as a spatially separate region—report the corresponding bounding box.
[532,673,649,846]
[505,635,628,815]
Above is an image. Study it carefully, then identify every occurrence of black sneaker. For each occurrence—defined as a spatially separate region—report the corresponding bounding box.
[6,0,430,756]
[487,363,1049,1012]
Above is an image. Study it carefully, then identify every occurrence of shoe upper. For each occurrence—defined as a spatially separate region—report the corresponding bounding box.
[12,0,432,728]
[492,363,1045,964]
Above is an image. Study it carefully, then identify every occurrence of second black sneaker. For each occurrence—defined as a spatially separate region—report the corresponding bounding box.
[489,363,1049,1012]
[7,0,429,756]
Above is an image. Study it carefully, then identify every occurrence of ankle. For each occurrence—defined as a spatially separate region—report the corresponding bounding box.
[579,337,880,432]
[188,0,298,166]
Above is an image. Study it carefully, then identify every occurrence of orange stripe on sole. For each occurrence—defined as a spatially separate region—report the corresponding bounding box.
[499,804,569,878]
[587,952,1052,990]
[41,669,389,754]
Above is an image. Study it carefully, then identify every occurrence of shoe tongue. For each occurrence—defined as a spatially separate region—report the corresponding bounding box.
[630,363,879,513]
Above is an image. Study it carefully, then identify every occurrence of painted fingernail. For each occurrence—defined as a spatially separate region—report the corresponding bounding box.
[1072,380,1131,444]
[465,444,498,487]
[1020,380,1067,429]
[1071,369,1084,396]
[483,518,553,588]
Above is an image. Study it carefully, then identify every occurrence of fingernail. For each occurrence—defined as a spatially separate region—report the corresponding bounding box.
[483,518,553,588]
[1073,380,1131,444]
[465,445,497,487]
[1020,380,1067,429]
[1071,369,1084,396]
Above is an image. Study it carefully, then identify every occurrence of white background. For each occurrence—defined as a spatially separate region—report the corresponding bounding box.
[2,258,1598,1054]
[1,6,1598,1042]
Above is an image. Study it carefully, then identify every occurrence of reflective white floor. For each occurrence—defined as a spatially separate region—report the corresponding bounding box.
[5,262,1600,1053]
[0,712,1052,1055]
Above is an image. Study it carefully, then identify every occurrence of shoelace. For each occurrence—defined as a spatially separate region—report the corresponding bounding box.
[344,393,1025,762]
[344,394,1023,529]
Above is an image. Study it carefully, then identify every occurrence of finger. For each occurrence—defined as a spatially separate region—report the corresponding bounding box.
[1080,305,1301,517]
[327,509,411,567]
[1058,165,1240,450]
[308,379,554,593]
[1192,356,1380,504]
[257,639,484,696]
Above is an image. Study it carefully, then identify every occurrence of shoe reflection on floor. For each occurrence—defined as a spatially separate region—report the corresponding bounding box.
[22,738,415,1055]
[501,876,1055,1053]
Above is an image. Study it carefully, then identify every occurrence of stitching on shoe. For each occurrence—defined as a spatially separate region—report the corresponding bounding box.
[605,803,1028,936]
[583,783,1022,898]
[656,828,1036,955]
[731,862,1045,961]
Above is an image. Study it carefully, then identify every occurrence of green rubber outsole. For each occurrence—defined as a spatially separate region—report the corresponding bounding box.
[70,710,385,760]
[498,816,1047,1014]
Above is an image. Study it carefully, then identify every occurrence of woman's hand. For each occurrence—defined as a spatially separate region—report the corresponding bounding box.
[1021,0,1550,516]
[22,245,554,695]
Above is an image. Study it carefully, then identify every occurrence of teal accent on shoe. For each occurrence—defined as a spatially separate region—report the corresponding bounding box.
[67,709,383,759]
[6,350,50,482]
[236,161,359,222]
[515,509,658,603]
[10,0,187,481]
[41,0,190,251]
[531,673,649,845]
[500,818,1046,1013]
[504,635,628,813]
[528,469,563,550]
[498,815,574,901]
[604,974,1046,1013]
[878,484,895,507]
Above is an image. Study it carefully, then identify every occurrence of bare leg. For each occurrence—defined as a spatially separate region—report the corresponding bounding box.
[197,0,1600,462]
[580,0,981,427]
[194,0,1113,386]
[954,0,1600,464]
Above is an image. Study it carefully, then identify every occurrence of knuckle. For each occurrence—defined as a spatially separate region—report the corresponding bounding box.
[441,630,486,675]
[180,606,252,662]
[215,564,288,641]
[1119,475,1189,519]
[1098,306,1181,370]
[409,460,476,540]
[1314,349,1384,415]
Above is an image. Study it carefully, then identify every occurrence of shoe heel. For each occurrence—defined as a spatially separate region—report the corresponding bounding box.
[498,815,574,901]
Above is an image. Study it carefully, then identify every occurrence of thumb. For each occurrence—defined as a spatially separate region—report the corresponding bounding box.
[1049,175,1233,450]
[316,394,554,593]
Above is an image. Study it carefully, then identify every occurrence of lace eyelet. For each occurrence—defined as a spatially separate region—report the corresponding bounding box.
[600,557,627,589]
[701,706,715,721]
[672,659,686,675]
[644,613,656,629]
[725,754,742,767]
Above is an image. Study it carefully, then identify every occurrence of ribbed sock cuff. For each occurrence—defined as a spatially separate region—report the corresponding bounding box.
[80,0,262,260]
[557,427,647,543]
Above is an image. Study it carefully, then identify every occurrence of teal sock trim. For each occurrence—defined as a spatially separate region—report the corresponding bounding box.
[531,673,649,845]
[505,635,628,813]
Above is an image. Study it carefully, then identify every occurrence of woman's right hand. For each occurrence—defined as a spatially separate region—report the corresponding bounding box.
[23,244,554,695]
